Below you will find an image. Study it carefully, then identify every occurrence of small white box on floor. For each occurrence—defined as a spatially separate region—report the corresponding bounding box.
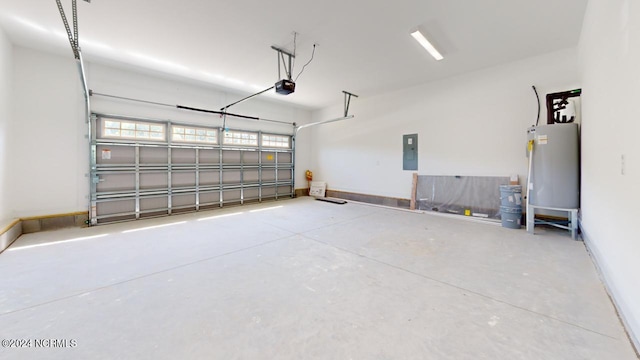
[309,181,326,197]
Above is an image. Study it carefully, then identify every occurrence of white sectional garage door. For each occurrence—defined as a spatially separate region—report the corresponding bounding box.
[89,114,293,225]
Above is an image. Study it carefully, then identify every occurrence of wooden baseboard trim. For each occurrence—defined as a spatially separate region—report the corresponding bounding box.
[325,190,411,209]
[0,219,21,237]
[20,211,88,222]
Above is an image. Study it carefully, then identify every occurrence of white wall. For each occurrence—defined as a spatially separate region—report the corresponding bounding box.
[0,27,13,224]
[8,46,312,218]
[579,0,640,348]
[310,48,580,199]
[9,47,86,218]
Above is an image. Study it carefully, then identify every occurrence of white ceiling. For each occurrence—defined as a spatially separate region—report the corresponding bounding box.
[0,0,588,110]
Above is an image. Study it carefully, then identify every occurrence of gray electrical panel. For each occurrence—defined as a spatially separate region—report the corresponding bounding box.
[403,134,418,171]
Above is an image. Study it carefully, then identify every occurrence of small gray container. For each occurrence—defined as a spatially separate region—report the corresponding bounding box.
[499,185,523,207]
[500,206,522,229]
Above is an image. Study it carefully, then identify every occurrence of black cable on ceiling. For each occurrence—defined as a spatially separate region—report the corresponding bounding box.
[295,44,316,82]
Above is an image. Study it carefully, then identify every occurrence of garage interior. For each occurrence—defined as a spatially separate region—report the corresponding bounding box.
[0,1,638,359]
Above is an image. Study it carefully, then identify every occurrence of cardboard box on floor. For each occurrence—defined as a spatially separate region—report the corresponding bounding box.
[309,181,326,197]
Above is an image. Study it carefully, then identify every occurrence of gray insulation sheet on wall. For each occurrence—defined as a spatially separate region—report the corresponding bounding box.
[416,175,510,219]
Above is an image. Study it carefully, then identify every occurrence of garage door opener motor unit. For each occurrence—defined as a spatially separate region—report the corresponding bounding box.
[275,79,295,95]
[272,45,297,95]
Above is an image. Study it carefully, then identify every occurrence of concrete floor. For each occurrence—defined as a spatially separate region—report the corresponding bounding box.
[0,197,637,359]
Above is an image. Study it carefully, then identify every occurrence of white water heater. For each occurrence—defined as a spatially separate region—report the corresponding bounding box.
[527,123,580,209]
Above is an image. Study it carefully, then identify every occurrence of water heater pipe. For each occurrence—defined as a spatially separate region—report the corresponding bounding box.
[526,139,534,210]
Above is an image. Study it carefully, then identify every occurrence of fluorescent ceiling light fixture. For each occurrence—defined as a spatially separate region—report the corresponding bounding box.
[410,30,443,61]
